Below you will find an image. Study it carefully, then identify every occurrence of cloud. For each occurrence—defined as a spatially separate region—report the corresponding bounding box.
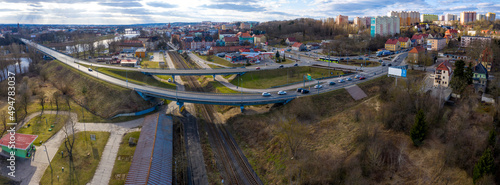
[145,2,177,8]
[201,3,263,12]
[267,11,296,16]
[99,1,143,8]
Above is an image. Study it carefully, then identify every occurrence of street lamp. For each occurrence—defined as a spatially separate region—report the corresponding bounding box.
[43,145,52,172]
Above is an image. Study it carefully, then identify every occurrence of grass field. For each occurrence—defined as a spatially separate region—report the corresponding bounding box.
[109,131,140,185]
[40,131,110,185]
[230,66,344,89]
[18,114,69,146]
[208,81,240,93]
[83,65,176,89]
[194,53,244,67]
[276,58,296,64]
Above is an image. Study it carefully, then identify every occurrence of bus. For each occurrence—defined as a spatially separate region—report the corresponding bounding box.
[319,57,339,63]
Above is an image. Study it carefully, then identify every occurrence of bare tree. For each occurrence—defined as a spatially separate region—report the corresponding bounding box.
[53,91,61,111]
[9,43,22,73]
[38,91,46,113]
[277,118,309,159]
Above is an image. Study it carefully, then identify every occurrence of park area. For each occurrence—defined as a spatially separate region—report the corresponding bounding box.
[18,114,70,146]
[40,131,110,185]
[230,66,344,89]
[109,131,140,185]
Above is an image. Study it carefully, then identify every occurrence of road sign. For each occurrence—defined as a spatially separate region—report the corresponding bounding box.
[90,134,96,141]
[388,67,407,77]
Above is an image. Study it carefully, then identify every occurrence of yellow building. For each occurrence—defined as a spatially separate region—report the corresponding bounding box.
[385,39,400,51]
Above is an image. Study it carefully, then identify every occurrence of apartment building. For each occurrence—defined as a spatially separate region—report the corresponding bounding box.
[460,11,476,25]
[420,14,438,22]
[486,12,496,21]
[477,14,486,21]
[444,13,458,21]
[336,15,348,25]
[370,16,400,37]
[434,61,453,88]
[426,38,446,51]
[461,36,492,47]
[387,11,420,26]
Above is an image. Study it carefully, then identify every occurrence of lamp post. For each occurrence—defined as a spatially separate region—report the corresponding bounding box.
[43,145,52,172]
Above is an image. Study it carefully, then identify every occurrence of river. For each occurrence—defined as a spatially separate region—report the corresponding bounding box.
[53,33,140,54]
[1,58,31,81]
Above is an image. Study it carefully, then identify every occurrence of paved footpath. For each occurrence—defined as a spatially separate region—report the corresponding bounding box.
[2,111,145,185]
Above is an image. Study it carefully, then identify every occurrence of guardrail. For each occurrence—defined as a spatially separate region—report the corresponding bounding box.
[270,73,356,88]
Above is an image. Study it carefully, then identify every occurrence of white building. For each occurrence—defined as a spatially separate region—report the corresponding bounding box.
[354,17,369,27]
[444,13,458,22]
[370,16,400,37]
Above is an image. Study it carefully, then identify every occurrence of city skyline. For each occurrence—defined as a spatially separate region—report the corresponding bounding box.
[0,0,498,24]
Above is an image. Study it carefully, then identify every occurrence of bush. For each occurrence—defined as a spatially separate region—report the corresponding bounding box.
[410,109,427,146]
[473,148,494,184]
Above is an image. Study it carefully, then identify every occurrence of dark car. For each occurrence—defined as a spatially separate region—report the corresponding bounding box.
[279,65,284,68]
[297,88,304,92]
[293,63,299,67]
[388,63,392,66]
[329,81,336,85]
[301,89,310,94]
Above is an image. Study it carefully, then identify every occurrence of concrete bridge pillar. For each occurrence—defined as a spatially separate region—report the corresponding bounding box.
[172,75,175,83]
[240,105,244,113]
[213,74,216,81]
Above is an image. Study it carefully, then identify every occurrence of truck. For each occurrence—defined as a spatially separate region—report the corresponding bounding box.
[376,50,391,57]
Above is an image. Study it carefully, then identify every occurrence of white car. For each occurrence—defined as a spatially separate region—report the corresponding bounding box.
[167,78,172,82]
[278,90,287,95]
[262,92,271,97]
[338,79,345,83]
[314,85,323,89]
[88,68,93,72]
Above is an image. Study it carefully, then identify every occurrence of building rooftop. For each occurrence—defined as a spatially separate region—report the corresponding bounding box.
[409,46,425,53]
[292,42,304,47]
[0,133,38,150]
[385,39,399,45]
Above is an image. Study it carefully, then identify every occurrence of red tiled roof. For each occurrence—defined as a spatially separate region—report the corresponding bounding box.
[436,61,452,75]
[398,37,410,42]
[385,39,399,45]
[124,40,143,43]
[0,133,37,150]
[287,37,296,42]
[409,46,425,53]
[446,29,458,34]
[254,34,264,38]
[223,36,239,42]
[240,33,251,38]
[411,35,423,40]
[292,42,303,47]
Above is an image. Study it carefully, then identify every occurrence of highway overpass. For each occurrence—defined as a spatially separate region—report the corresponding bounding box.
[21,38,296,111]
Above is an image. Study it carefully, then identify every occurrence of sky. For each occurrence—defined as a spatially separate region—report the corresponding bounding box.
[0,0,498,25]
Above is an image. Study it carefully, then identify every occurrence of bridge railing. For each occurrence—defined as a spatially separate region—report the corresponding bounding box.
[134,88,297,102]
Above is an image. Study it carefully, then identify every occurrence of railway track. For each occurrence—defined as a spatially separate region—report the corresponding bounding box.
[169,52,262,185]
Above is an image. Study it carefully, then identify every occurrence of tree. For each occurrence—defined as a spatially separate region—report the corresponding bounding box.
[487,130,496,147]
[410,109,427,146]
[38,91,46,113]
[465,62,473,85]
[450,60,468,94]
[52,91,61,111]
[473,148,494,183]
[277,118,309,159]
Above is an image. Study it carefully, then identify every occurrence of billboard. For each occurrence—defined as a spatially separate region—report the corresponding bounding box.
[388,67,407,77]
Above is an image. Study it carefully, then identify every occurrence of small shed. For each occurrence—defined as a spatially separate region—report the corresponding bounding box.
[0,133,38,158]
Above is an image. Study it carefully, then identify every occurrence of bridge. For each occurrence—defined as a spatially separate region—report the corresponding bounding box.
[21,39,296,111]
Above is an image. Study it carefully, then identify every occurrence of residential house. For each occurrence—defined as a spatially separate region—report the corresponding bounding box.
[445,29,458,38]
[223,36,239,46]
[426,38,446,51]
[285,37,297,45]
[118,40,145,50]
[218,29,236,40]
[398,37,411,49]
[135,48,146,58]
[385,39,400,51]
[434,61,453,87]
[411,34,425,45]
[407,46,425,63]
[473,62,488,92]
[253,34,267,44]
[480,47,493,72]
[306,43,320,50]
[238,32,253,45]
[292,42,306,51]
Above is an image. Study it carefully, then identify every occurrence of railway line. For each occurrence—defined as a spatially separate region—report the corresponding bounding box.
[169,52,262,185]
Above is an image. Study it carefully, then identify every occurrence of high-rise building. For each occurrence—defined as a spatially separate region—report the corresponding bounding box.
[486,12,496,21]
[460,11,476,25]
[444,13,458,22]
[477,14,486,21]
[365,16,372,26]
[387,11,420,26]
[370,16,400,37]
[336,15,348,25]
[420,14,438,22]
[354,17,370,27]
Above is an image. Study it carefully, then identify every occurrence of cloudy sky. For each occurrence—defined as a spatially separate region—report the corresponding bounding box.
[0,0,498,24]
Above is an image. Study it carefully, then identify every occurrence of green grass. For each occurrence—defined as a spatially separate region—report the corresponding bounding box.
[276,58,296,64]
[141,60,159,68]
[109,131,140,185]
[194,53,244,67]
[40,131,110,185]
[83,65,176,90]
[18,114,69,146]
[230,66,344,89]
[0,175,17,184]
[208,81,240,93]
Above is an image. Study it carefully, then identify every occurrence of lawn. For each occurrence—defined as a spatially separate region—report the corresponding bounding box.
[83,65,176,90]
[208,81,240,94]
[276,58,296,64]
[230,66,344,89]
[40,131,110,185]
[194,53,244,67]
[18,114,69,146]
[337,60,381,67]
[109,131,140,185]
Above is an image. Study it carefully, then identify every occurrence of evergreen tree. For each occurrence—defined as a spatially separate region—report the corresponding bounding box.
[488,130,497,147]
[473,148,495,183]
[410,109,427,146]
[450,60,468,93]
[466,62,474,85]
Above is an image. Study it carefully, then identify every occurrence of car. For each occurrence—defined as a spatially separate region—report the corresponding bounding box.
[346,77,353,81]
[150,56,154,59]
[278,90,287,95]
[240,66,246,68]
[359,57,363,60]
[346,58,350,60]
[388,63,392,66]
[338,78,345,83]
[278,65,284,68]
[339,58,344,60]
[382,63,386,66]
[314,85,323,89]
[293,63,299,67]
[365,58,370,60]
[329,81,336,85]
[379,60,383,63]
[354,74,361,79]
[262,92,271,97]
[297,88,304,92]
[88,68,93,72]
[301,89,310,94]
[256,67,261,70]
[359,76,366,80]
[167,78,172,82]
[364,54,369,56]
